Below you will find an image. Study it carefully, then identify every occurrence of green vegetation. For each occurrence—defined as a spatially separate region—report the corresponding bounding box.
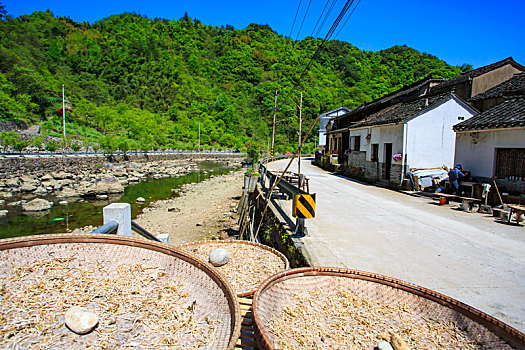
[0,7,465,153]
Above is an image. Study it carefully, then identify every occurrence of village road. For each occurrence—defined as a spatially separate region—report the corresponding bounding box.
[267,157,525,333]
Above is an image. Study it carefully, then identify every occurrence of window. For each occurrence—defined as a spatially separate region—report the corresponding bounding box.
[495,148,525,178]
[350,136,361,151]
[371,144,379,162]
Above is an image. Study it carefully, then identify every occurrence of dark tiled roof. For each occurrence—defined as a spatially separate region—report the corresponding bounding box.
[469,73,525,101]
[335,75,444,121]
[454,98,525,131]
[434,57,525,90]
[349,93,454,128]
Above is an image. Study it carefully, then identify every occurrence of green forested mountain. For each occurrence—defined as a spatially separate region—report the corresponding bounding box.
[0,9,465,152]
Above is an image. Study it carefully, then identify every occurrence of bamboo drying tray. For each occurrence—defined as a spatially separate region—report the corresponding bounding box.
[177,240,289,297]
[252,267,525,350]
[0,234,241,349]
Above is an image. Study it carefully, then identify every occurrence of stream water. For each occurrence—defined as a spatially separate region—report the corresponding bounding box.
[0,162,235,239]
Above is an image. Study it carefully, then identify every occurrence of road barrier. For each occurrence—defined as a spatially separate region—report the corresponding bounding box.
[258,159,315,236]
[91,203,168,244]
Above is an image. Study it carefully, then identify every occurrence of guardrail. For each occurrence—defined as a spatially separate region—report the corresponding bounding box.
[90,203,168,244]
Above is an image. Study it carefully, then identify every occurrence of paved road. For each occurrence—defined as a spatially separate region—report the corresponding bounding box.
[267,157,525,333]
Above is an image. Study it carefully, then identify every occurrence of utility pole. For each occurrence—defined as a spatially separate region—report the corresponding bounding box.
[298,92,303,181]
[198,120,201,152]
[62,84,66,140]
[271,89,278,161]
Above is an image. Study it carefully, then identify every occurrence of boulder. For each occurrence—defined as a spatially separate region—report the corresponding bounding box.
[209,248,230,267]
[84,176,124,196]
[19,183,37,193]
[8,200,25,207]
[0,210,7,216]
[41,173,54,181]
[65,306,99,335]
[33,186,48,195]
[22,198,52,211]
[57,187,81,198]
[52,171,73,180]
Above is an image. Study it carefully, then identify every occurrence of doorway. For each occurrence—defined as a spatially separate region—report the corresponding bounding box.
[384,143,392,180]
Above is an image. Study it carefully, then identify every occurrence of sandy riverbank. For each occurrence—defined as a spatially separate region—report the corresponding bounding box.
[133,170,244,245]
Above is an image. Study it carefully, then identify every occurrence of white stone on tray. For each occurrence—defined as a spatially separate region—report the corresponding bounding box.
[65,306,99,334]
[377,342,394,350]
[209,247,230,267]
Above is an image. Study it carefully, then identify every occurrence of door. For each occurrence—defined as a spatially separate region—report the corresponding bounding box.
[384,143,392,180]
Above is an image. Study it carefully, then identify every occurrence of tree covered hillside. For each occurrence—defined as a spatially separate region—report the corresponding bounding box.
[0,8,464,152]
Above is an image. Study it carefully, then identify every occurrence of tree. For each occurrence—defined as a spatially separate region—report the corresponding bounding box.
[245,141,260,166]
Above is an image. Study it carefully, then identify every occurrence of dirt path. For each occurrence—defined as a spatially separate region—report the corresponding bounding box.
[134,170,243,245]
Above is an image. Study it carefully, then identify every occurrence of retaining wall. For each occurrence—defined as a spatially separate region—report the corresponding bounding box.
[0,153,245,179]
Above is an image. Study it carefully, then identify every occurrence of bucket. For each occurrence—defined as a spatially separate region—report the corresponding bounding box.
[439,197,447,205]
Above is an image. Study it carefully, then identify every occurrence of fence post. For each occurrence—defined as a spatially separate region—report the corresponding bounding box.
[103,203,131,236]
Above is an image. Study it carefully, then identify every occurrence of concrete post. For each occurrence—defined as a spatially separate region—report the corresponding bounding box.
[103,203,131,236]
[156,233,169,244]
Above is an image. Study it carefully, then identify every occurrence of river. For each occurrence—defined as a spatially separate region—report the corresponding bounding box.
[0,162,235,239]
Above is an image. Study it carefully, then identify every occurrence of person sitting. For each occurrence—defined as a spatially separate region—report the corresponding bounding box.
[448,164,465,194]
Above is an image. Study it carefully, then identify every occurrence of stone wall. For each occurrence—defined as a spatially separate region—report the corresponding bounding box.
[253,186,309,268]
[0,153,245,179]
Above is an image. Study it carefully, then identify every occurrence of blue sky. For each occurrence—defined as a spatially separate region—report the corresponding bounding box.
[3,0,524,68]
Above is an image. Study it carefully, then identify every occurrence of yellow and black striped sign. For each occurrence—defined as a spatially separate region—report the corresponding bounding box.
[293,193,316,219]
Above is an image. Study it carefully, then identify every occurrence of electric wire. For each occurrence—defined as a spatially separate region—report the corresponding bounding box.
[289,0,303,38]
[333,0,362,40]
[315,0,338,38]
[310,0,332,38]
[295,0,313,41]
[253,0,362,240]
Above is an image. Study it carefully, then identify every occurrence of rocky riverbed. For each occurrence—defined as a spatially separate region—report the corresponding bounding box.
[0,158,242,216]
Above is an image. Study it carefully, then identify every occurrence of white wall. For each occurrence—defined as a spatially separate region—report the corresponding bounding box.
[350,125,403,162]
[319,108,349,146]
[406,98,475,169]
[455,129,525,177]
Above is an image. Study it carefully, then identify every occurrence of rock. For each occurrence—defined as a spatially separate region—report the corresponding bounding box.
[196,222,204,226]
[0,199,4,205]
[167,207,180,212]
[51,171,73,180]
[41,173,53,181]
[4,178,19,187]
[65,306,99,335]
[0,210,7,216]
[1,192,13,198]
[377,342,394,350]
[57,187,81,198]
[136,197,145,203]
[209,248,230,267]
[96,194,108,199]
[19,183,36,193]
[84,176,124,196]
[22,198,52,211]
[59,200,68,205]
[33,186,48,195]
[8,200,25,207]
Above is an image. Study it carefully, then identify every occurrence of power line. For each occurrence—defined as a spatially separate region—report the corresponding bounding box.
[310,0,332,38]
[289,0,303,38]
[295,0,313,41]
[315,0,338,38]
[334,0,362,40]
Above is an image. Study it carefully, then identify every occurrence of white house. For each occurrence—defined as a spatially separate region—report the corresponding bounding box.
[318,107,350,150]
[454,97,525,193]
[344,93,477,184]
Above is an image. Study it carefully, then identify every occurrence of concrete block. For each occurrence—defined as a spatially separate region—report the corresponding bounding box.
[156,233,169,244]
[103,203,131,236]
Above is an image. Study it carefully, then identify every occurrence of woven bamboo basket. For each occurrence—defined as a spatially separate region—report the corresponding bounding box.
[0,234,241,349]
[253,267,525,349]
[177,240,289,297]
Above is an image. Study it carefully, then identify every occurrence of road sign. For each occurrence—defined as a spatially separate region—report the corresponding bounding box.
[293,193,316,219]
